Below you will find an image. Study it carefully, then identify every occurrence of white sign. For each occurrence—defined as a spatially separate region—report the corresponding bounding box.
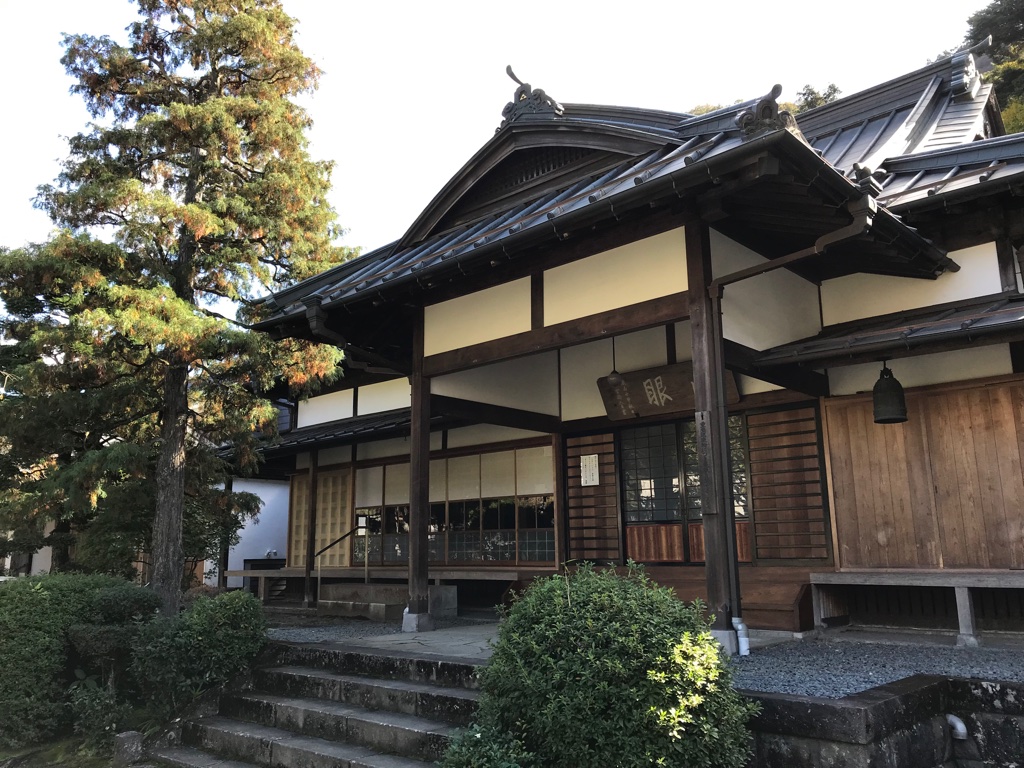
[580,454,600,487]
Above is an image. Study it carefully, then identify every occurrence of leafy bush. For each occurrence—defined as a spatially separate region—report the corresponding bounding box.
[90,582,161,624]
[131,590,266,714]
[442,564,757,768]
[0,573,123,748]
[68,673,132,753]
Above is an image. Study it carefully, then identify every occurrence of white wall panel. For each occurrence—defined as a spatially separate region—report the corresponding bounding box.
[357,379,411,415]
[614,327,668,372]
[559,339,613,421]
[384,463,410,505]
[424,278,532,355]
[481,451,516,497]
[431,352,559,415]
[516,445,554,495]
[712,229,821,351]
[543,228,687,326]
[297,389,354,428]
[358,437,410,460]
[738,375,784,395]
[355,466,384,507]
[820,243,1001,327]
[674,320,693,362]
[446,424,546,448]
[828,345,1013,396]
[448,455,480,500]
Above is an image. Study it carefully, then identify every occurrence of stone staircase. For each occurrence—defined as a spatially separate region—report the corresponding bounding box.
[150,642,481,767]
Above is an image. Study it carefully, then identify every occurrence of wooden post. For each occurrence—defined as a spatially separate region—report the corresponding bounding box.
[303,449,320,607]
[405,310,434,631]
[218,476,233,590]
[686,223,741,652]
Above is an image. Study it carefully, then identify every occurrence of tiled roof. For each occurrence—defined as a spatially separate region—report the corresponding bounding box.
[756,293,1024,367]
[259,408,425,457]
[255,46,1003,333]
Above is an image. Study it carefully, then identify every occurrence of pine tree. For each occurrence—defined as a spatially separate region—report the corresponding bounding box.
[0,0,349,610]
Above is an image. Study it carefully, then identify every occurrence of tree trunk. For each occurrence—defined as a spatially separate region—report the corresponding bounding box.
[151,360,189,614]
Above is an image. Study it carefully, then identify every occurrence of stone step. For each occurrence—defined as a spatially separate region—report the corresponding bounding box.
[150,745,260,767]
[266,642,481,690]
[256,665,479,726]
[219,691,455,762]
[183,716,433,768]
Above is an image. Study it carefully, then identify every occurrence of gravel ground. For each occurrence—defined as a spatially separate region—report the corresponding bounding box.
[266,611,1024,700]
[731,637,1024,698]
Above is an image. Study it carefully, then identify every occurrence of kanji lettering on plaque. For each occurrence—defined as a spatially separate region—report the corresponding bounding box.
[643,376,673,407]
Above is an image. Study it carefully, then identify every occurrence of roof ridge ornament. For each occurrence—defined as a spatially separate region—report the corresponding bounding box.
[734,84,787,136]
[951,35,990,99]
[499,66,564,130]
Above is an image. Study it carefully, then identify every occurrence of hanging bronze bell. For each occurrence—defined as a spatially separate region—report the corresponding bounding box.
[873,363,907,424]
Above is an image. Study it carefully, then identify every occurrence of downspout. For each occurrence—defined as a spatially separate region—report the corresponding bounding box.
[701,194,877,631]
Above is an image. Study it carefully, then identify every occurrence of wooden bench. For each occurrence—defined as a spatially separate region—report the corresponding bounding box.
[811,570,1024,646]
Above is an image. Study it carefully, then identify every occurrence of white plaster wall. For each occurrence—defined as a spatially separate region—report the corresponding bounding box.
[674,320,693,362]
[712,229,821,351]
[820,243,1001,327]
[544,228,687,326]
[828,344,1013,396]
[384,463,410,505]
[614,327,669,372]
[359,437,411,460]
[738,375,784,395]
[207,479,290,589]
[559,338,613,421]
[295,445,352,470]
[424,278,532,356]
[30,522,55,575]
[431,352,559,415]
[355,466,384,507]
[296,389,354,428]
[446,424,546,448]
[357,378,411,415]
[516,445,554,495]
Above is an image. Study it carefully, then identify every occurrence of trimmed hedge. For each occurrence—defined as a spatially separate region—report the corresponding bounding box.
[0,573,122,747]
[442,564,758,768]
[131,590,267,714]
[0,574,266,751]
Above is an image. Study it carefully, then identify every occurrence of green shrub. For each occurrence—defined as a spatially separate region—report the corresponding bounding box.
[442,564,757,768]
[67,674,132,753]
[90,583,161,624]
[0,573,123,748]
[130,590,266,714]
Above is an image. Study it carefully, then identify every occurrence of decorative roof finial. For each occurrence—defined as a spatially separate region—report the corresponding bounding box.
[499,66,564,130]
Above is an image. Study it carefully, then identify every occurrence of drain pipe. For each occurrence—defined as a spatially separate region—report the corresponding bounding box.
[708,194,878,298]
[946,714,968,741]
[731,617,750,655]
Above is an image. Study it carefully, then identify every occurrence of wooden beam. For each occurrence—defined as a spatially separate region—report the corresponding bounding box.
[686,223,742,635]
[405,309,433,630]
[423,290,690,377]
[531,272,544,330]
[723,340,829,397]
[431,395,560,434]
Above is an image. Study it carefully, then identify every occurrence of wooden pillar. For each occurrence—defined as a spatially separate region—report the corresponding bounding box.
[552,432,566,570]
[686,223,742,642]
[405,310,434,631]
[218,476,233,590]
[303,449,320,607]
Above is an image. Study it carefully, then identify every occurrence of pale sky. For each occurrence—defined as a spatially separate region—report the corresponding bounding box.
[0,0,992,256]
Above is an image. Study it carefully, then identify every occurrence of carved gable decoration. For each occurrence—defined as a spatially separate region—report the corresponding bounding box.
[499,66,564,129]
